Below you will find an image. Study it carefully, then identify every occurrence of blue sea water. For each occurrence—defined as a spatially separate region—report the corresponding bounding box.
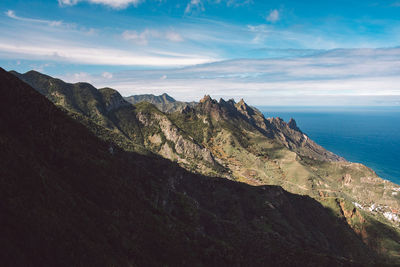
[257,106,400,185]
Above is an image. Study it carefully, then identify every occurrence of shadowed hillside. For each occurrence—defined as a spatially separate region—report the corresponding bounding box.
[0,68,388,266]
[8,69,400,264]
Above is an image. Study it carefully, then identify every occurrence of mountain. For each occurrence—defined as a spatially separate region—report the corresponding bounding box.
[0,67,387,266]
[10,69,400,264]
[11,70,226,176]
[124,93,196,113]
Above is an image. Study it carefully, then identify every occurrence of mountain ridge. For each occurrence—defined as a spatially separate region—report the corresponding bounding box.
[124,92,196,113]
[0,67,383,266]
[9,69,400,263]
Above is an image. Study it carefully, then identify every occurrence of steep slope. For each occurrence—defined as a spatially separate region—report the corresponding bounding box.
[12,71,223,176]
[125,93,196,113]
[10,70,400,262]
[10,70,119,128]
[0,67,381,266]
[170,95,400,261]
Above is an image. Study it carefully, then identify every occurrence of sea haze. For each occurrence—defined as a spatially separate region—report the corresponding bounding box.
[257,106,400,184]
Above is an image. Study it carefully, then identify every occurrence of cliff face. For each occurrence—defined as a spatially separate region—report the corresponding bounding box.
[1,67,381,266]
[10,70,400,263]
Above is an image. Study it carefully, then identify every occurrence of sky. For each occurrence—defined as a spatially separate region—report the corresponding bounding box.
[1,0,400,105]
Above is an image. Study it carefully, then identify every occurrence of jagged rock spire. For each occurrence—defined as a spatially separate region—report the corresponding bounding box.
[200,94,212,103]
[288,118,301,132]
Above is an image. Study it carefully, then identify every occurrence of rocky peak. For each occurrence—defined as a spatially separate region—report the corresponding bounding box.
[180,104,193,114]
[235,98,258,119]
[288,118,301,132]
[197,95,230,121]
[236,98,247,111]
[160,93,176,103]
[200,94,212,103]
[218,98,236,107]
[197,95,218,109]
[227,99,236,106]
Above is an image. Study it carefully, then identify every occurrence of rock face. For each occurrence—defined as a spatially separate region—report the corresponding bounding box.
[288,118,301,132]
[135,107,217,173]
[10,70,400,263]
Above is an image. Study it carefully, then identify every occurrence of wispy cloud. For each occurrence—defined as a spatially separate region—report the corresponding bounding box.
[165,31,184,42]
[58,0,142,9]
[60,48,400,106]
[391,1,400,7]
[266,9,279,23]
[102,72,113,79]
[122,29,183,45]
[58,0,79,6]
[0,41,214,66]
[6,10,64,27]
[225,0,253,7]
[185,0,205,14]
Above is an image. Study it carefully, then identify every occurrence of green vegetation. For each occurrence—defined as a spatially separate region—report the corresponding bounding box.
[125,92,196,113]
[9,69,400,264]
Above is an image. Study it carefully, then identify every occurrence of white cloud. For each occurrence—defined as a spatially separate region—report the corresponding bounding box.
[185,0,205,14]
[31,63,52,72]
[122,30,152,45]
[72,72,92,82]
[266,9,279,23]
[165,31,184,42]
[225,0,253,7]
[70,48,400,105]
[102,72,113,79]
[0,41,215,67]
[58,0,142,9]
[122,29,183,45]
[5,10,17,19]
[58,0,79,6]
[5,10,64,27]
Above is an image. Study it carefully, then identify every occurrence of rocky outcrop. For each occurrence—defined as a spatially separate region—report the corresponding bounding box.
[288,118,301,132]
[267,116,345,162]
[152,113,215,164]
[195,95,344,162]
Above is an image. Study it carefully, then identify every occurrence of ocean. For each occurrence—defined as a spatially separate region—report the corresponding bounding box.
[257,106,400,185]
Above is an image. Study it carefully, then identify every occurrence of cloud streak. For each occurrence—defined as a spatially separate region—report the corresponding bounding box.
[6,10,64,27]
[122,29,183,45]
[185,0,205,14]
[58,0,142,9]
[0,41,214,66]
[58,48,400,106]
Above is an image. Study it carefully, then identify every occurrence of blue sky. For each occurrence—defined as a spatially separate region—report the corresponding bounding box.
[1,0,400,105]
